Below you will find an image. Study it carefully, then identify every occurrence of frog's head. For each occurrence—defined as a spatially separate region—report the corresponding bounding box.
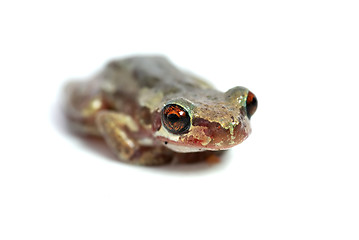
[153,87,257,152]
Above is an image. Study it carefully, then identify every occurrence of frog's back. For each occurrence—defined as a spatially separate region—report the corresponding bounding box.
[100,56,213,98]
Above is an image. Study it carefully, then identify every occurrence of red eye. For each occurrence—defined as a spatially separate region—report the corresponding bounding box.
[246,91,257,119]
[161,104,191,134]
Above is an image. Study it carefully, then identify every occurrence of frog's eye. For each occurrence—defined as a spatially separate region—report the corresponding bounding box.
[246,91,257,119]
[161,104,191,134]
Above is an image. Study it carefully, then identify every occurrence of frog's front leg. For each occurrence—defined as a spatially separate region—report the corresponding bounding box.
[95,111,173,165]
[64,80,108,136]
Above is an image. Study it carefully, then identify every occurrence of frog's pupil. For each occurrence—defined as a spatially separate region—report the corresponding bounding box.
[168,114,179,121]
[168,114,179,122]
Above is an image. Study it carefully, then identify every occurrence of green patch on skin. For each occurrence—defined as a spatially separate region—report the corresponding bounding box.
[226,122,237,136]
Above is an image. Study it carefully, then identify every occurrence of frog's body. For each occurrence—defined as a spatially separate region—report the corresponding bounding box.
[65,56,257,165]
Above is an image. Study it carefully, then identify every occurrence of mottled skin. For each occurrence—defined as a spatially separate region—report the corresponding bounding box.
[65,56,256,165]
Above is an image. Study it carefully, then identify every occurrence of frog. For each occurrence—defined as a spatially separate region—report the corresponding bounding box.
[64,56,257,165]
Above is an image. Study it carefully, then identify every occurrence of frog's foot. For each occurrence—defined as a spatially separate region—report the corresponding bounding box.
[95,111,173,165]
[64,80,108,135]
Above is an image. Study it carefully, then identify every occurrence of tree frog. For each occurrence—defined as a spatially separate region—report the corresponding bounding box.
[64,56,257,165]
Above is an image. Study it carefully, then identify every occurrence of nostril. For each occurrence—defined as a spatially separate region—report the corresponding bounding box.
[246,91,257,119]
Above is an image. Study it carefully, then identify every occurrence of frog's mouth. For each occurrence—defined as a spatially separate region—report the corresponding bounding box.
[157,137,237,153]
[164,141,209,153]
[156,127,249,153]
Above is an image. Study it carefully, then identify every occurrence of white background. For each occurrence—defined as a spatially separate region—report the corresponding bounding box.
[0,1,358,239]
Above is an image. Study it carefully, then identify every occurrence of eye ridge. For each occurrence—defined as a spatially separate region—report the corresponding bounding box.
[161,104,191,134]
